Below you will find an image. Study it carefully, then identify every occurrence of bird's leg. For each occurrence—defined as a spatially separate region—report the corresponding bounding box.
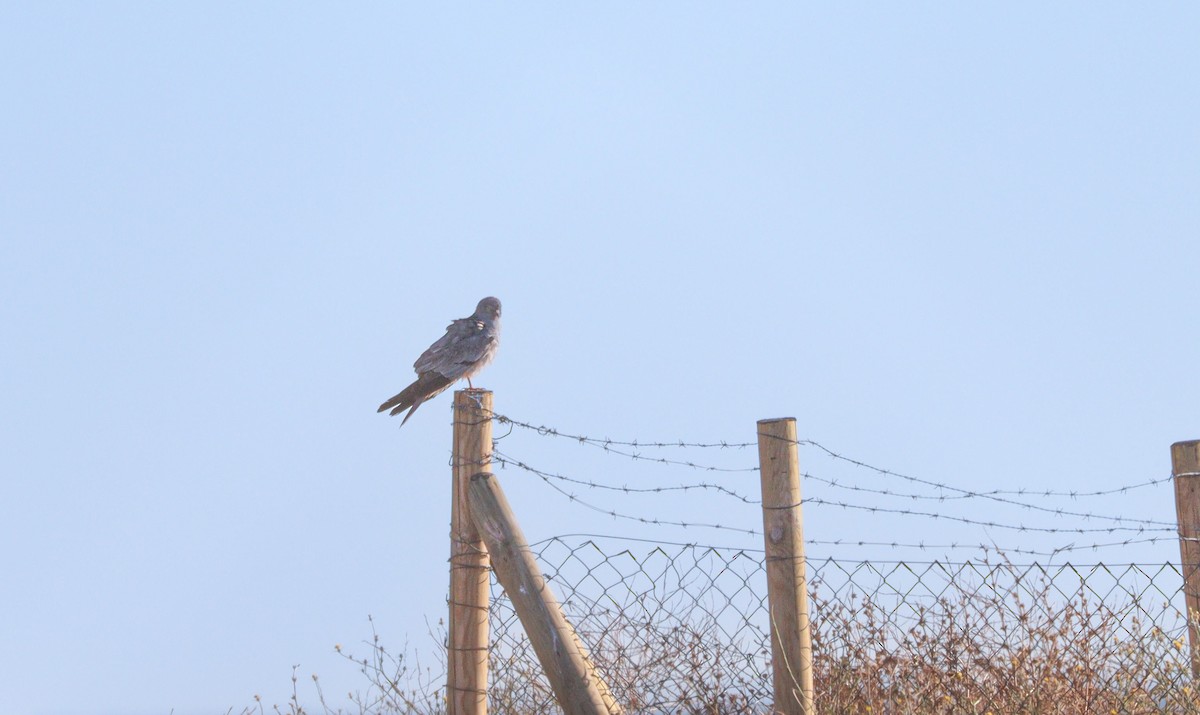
[467,377,474,390]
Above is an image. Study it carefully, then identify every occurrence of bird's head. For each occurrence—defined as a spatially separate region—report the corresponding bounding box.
[475,296,501,320]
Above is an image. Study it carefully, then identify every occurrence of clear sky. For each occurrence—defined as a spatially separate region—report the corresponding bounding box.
[2,4,1198,715]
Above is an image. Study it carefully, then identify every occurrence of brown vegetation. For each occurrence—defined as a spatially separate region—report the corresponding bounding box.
[241,552,1195,714]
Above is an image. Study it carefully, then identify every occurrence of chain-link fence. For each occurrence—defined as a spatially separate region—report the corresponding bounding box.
[487,537,1196,714]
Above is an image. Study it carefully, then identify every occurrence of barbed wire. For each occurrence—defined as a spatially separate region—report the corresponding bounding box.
[496,452,762,537]
[460,401,1194,712]
[801,496,1173,535]
[802,470,1175,528]
[492,446,1173,532]
[492,412,757,450]
[487,410,1173,518]
[492,448,1175,539]
[493,449,760,504]
[794,435,1175,499]
[492,417,757,473]
[803,535,1176,559]
[528,532,1178,561]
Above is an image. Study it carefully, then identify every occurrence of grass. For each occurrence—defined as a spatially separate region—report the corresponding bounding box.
[240,553,1196,714]
[806,558,1196,714]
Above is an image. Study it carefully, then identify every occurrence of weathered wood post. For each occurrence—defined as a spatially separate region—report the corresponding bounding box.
[468,471,623,715]
[1173,439,1200,680]
[757,417,815,715]
[448,390,493,715]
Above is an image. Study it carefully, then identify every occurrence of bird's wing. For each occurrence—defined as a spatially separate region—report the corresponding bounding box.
[377,370,456,422]
[413,317,492,379]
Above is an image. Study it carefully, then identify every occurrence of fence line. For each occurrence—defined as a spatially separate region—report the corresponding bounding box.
[488,410,1173,525]
[481,409,1178,562]
[533,531,1181,561]
[490,409,1171,499]
[487,535,1197,714]
[496,446,1174,530]
[438,398,1197,712]
[493,446,1172,541]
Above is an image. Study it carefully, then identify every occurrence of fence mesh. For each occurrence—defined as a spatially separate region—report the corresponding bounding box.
[487,537,1197,714]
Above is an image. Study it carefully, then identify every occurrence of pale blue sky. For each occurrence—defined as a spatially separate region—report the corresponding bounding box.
[2,4,1198,714]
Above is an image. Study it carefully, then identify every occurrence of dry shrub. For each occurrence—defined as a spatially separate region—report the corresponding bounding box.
[247,548,1196,714]
[807,556,1197,715]
[488,592,771,714]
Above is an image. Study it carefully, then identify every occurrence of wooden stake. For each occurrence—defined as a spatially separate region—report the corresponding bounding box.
[468,471,623,715]
[1173,439,1200,680]
[757,417,815,715]
[448,390,492,715]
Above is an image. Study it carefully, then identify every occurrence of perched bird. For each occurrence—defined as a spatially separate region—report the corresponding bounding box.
[377,297,501,426]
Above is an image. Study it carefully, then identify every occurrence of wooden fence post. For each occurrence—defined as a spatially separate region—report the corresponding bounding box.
[757,417,815,715]
[468,472,623,715]
[448,390,493,715]
[1173,439,1200,680]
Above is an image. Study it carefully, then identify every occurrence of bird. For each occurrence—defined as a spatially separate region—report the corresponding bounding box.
[377,297,501,426]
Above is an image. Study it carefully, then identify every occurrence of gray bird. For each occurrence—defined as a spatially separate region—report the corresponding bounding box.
[377,297,501,426]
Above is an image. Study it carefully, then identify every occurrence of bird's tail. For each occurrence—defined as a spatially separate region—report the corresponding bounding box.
[377,372,456,426]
